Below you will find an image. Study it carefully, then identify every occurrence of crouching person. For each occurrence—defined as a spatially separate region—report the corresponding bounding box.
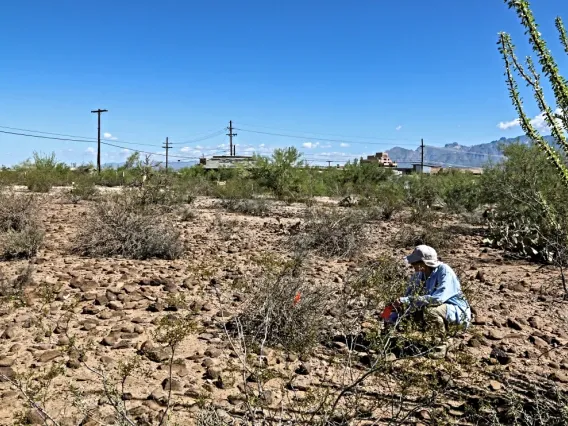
[384,245,472,359]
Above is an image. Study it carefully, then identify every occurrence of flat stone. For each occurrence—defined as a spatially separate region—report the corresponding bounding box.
[205,367,222,380]
[551,372,568,383]
[1,326,17,339]
[506,318,523,331]
[530,335,549,349]
[486,330,505,341]
[489,380,502,391]
[0,357,15,367]
[101,336,119,347]
[108,301,124,311]
[162,378,183,392]
[37,350,62,363]
[0,367,16,381]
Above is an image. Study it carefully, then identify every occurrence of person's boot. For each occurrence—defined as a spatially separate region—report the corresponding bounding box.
[428,344,447,359]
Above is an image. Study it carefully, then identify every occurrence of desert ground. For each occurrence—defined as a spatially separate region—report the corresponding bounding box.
[1,190,567,425]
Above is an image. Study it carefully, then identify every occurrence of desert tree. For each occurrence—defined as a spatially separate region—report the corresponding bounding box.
[498,0,568,183]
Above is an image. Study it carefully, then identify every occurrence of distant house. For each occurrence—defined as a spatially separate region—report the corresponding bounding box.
[199,155,254,170]
[395,163,441,175]
[361,152,397,167]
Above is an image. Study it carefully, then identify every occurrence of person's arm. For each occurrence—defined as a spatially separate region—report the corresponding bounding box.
[399,266,456,309]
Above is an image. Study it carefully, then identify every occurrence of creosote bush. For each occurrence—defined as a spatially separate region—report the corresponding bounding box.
[0,192,44,260]
[67,179,99,204]
[0,265,33,307]
[291,207,368,258]
[394,225,455,253]
[72,193,184,260]
[219,197,270,217]
[235,259,331,354]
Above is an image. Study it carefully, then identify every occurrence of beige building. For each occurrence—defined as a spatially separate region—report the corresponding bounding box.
[361,152,397,167]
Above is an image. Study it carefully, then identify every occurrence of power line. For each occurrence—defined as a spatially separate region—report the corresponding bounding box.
[0,125,164,148]
[235,127,421,147]
[168,129,226,145]
[0,130,96,143]
[236,122,420,143]
[0,129,203,162]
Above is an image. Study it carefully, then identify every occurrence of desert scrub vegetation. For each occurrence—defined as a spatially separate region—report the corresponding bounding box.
[72,192,184,260]
[394,225,456,254]
[0,191,44,259]
[0,265,33,307]
[290,207,368,258]
[231,257,331,355]
[66,178,99,204]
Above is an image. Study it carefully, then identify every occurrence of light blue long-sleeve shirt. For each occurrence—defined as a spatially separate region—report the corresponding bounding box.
[399,263,471,327]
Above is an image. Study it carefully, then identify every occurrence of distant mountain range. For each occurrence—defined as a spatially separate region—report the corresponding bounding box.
[386,134,555,168]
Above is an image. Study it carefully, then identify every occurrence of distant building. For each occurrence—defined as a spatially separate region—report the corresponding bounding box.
[439,166,483,175]
[395,163,441,175]
[199,155,254,170]
[361,152,397,167]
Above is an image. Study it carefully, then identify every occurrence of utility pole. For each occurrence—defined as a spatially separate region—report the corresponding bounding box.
[420,138,424,174]
[327,160,332,168]
[91,109,108,173]
[162,137,172,173]
[227,120,237,157]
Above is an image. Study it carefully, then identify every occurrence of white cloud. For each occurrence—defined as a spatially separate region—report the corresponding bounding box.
[303,142,319,149]
[340,143,350,148]
[103,132,118,140]
[396,125,402,131]
[497,118,520,130]
[498,109,564,131]
[180,146,191,153]
[86,147,96,154]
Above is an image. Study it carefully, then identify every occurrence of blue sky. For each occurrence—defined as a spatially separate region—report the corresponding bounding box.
[1,0,568,166]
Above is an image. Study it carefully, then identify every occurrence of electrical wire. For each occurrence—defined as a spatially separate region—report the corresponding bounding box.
[235,122,420,143]
[0,126,163,148]
[234,127,421,147]
[168,129,226,145]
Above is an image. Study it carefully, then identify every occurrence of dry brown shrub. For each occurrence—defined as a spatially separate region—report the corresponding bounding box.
[394,225,455,253]
[0,192,44,260]
[290,207,368,258]
[234,259,332,354]
[72,194,183,260]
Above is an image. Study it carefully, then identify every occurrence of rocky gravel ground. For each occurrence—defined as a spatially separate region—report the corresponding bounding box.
[0,195,567,425]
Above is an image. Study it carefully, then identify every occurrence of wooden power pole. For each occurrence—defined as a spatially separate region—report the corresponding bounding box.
[420,138,424,174]
[227,120,237,156]
[91,108,108,173]
[162,137,172,173]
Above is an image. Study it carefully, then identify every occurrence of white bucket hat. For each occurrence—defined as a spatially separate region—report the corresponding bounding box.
[405,245,441,268]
